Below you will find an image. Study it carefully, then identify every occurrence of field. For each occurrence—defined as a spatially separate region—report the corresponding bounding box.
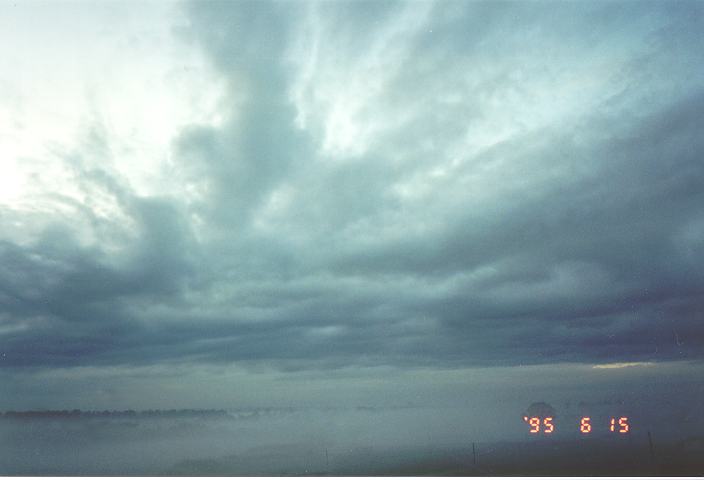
[1,408,702,476]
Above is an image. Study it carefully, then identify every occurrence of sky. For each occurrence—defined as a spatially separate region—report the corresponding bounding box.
[0,0,703,413]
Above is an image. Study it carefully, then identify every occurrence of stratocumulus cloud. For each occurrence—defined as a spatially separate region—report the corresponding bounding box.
[0,0,703,409]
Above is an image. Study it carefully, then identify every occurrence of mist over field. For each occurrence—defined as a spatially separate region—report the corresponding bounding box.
[2,363,703,475]
[1,404,703,475]
[2,0,703,475]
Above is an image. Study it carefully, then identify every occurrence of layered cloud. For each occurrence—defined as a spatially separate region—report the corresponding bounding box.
[1,0,703,383]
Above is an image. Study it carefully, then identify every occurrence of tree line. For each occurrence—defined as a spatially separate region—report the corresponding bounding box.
[0,409,229,419]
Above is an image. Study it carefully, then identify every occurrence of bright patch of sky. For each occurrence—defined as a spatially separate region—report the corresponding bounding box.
[0,1,223,241]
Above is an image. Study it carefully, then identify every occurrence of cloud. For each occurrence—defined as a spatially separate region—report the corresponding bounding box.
[1,0,703,386]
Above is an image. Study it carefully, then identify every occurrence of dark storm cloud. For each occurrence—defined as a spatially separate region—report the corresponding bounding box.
[1,0,703,373]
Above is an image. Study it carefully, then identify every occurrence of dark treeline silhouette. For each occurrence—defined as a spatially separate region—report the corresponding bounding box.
[0,409,229,419]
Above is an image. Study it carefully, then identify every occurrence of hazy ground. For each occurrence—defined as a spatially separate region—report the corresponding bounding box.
[1,406,702,476]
